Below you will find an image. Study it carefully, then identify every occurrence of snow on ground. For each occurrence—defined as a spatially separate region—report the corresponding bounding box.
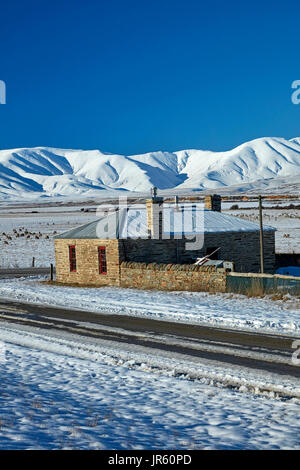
[0,212,96,268]
[225,207,300,253]
[0,276,299,336]
[0,321,299,450]
[0,197,299,269]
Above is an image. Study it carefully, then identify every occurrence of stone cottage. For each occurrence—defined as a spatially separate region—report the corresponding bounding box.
[54,193,276,286]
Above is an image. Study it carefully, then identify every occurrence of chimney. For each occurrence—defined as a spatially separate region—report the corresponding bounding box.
[204,194,221,212]
[146,187,163,239]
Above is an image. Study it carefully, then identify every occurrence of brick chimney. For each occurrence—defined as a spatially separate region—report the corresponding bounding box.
[204,194,221,212]
[146,187,164,239]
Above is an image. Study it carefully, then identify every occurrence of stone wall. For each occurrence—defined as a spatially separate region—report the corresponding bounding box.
[200,230,275,273]
[120,261,227,292]
[54,238,121,286]
[120,230,275,273]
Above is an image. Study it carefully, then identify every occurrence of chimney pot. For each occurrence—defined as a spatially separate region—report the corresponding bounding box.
[151,186,158,198]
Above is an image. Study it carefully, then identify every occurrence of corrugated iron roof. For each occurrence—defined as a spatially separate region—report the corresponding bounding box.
[54,207,276,240]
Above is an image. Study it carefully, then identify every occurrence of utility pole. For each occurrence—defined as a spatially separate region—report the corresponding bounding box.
[50,263,54,281]
[258,195,264,273]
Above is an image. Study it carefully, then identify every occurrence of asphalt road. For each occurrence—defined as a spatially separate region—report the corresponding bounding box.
[0,267,53,279]
[0,297,298,382]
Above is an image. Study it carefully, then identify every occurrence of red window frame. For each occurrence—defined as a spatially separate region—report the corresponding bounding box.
[98,246,107,275]
[69,245,77,272]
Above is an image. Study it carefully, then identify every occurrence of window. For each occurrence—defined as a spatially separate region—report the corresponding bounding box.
[98,246,107,274]
[69,245,77,272]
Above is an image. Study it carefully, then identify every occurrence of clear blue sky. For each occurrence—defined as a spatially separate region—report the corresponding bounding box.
[0,0,300,154]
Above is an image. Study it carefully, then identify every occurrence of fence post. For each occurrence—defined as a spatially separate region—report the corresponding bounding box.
[259,195,264,274]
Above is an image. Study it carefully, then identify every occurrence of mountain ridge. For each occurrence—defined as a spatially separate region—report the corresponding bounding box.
[0,136,299,199]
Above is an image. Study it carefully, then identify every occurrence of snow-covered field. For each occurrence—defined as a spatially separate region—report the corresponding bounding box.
[0,197,299,268]
[0,276,299,336]
[0,321,299,450]
[0,211,96,268]
[0,199,299,450]
[226,206,300,254]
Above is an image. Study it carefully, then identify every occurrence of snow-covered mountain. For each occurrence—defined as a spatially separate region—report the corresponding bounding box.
[0,137,300,200]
